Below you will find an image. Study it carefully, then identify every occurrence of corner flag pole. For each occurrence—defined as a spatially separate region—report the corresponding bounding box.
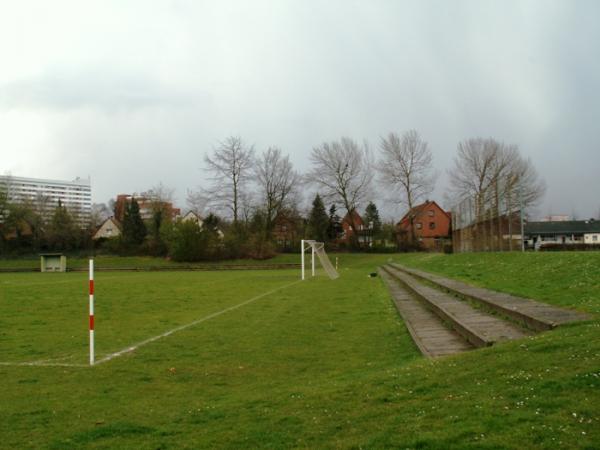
[301,240,305,280]
[89,259,95,366]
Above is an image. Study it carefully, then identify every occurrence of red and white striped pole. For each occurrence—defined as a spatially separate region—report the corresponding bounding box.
[89,259,95,366]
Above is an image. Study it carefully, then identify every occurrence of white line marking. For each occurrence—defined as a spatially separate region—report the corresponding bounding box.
[0,354,84,368]
[0,276,306,369]
[93,279,302,366]
[0,361,87,368]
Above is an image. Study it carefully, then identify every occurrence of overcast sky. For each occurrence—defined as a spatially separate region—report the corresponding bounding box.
[1,0,599,220]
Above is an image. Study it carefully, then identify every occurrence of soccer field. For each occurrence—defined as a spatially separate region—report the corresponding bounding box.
[0,255,420,448]
[0,253,599,449]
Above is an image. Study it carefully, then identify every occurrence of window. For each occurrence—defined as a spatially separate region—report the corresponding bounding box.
[428,210,434,217]
[416,222,422,229]
[594,235,598,242]
[429,222,436,230]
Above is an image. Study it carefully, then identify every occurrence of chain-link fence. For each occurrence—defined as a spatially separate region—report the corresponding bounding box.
[450,188,525,253]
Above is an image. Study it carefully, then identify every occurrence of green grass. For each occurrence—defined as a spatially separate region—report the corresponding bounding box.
[0,253,599,449]
[0,253,302,270]
[394,251,600,314]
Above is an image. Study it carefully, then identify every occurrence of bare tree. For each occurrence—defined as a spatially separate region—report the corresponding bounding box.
[449,138,544,212]
[90,203,111,227]
[378,130,434,243]
[254,147,300,233]
[144,182,175,205]
[447,138,498,209]
[448,137,545,250]
[306,137,372,245]
[203,136,255,224]
[186,189,209,216]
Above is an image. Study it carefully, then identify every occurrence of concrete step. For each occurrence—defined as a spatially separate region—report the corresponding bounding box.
[382,265,533,348]
[378,269,474,358]
[389,263,592,331]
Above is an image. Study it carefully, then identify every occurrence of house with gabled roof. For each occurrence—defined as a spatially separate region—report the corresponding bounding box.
[396,200,452,250]
[272,210,303,250]
[93,216,122,240]
[339,209,369,246]
[181,211,224,238]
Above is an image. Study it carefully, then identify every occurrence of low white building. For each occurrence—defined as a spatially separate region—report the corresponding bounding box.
[524,219,600,249]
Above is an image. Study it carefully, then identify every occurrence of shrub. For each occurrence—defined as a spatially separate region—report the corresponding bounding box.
[539,243,600,252]
[169,220,205,262]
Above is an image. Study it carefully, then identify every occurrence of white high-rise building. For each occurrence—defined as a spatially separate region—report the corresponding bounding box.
[0,175,92,225]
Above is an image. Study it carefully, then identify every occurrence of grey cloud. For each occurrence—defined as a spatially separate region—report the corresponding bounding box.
[1,1,600,219]
[0,72,200,111]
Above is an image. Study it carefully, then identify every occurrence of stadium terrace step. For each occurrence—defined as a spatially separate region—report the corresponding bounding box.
[378,269,474,358]
[382,265,533,348]
[389,263,592,331]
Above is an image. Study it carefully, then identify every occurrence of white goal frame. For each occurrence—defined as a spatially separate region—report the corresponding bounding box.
[301,239,339,280]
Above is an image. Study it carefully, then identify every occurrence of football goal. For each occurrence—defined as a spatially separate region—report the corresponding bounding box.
[301,240,339,280]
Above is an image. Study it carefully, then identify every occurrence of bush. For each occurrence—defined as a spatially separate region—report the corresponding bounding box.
[539,243,600,252]
[169,221,206,262]
[365,245,398,254]
[396,241,424,252]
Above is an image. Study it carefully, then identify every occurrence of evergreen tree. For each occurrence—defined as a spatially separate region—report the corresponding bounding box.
[122,197,147,247]
[46,200,78,251]
[327,204,342,241]
[307,194,329,242]
[364,201,382,235]
[203,213,221,235]
[147,207,167,255]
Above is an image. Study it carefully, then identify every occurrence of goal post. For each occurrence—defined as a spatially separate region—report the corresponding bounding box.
[301,240,339,280]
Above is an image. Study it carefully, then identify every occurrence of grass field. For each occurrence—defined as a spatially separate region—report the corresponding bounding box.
[0,253,598,449]
[0,254,302,270]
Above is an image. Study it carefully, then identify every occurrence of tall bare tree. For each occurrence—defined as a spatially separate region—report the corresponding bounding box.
[447,138,497,208]
[186,189,208,217]
[448,137,545,250]
[306,137,372,246]
[254,147,300,233]
[144,182,175,205]
[203,136,255,224]
[448,137,544,213]
[378,130,434,243]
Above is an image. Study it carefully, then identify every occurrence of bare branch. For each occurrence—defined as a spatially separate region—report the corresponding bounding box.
[378,130,434,243]
[254,147,301,230]
[306,137,372,242]
[202,136,255,223]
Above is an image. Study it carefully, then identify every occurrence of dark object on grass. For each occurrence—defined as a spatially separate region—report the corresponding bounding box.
[369,272,378,277]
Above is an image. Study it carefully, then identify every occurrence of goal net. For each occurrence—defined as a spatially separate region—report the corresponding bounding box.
[301,240,339,280]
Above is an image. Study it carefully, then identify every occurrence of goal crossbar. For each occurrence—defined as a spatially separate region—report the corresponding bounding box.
[301,240,339,280]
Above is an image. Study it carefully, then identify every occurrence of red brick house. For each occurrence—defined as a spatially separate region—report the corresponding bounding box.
[114,194,180,222]
[340,209,369,246]
[396,200,451,250]
[272,211,303,250]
